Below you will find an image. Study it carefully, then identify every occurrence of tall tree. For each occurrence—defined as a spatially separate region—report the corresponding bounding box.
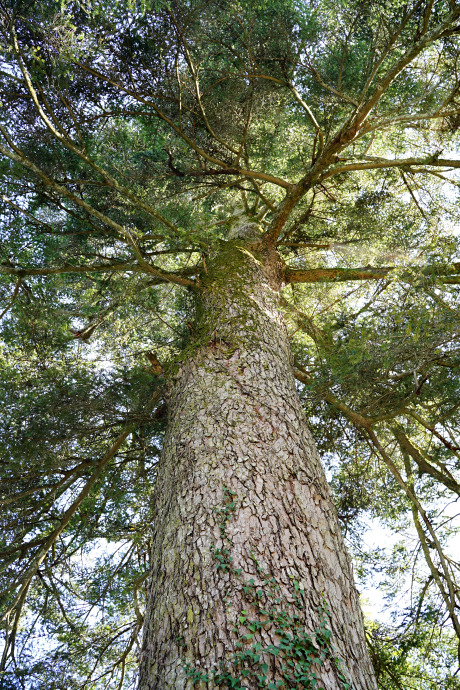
[1,0,460,688]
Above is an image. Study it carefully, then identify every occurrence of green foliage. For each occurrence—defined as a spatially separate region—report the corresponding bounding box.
[365,620,460,690]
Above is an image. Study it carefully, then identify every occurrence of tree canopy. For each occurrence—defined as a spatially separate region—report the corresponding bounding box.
[1,0,460,687]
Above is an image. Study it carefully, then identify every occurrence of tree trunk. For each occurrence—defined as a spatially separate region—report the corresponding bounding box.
[138,238,377,690]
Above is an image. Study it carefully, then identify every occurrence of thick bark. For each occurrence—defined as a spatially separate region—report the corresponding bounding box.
[138,239,377,689]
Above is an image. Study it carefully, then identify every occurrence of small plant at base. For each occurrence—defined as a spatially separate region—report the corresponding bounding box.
[183,487,353,689]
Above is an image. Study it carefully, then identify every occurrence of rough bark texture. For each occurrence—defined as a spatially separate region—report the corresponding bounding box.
[138,238,377,690]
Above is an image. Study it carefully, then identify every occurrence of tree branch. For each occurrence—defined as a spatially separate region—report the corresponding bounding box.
[0,259,195,287]
[322,155,460,179]
[392,425,460,495]
[286,262,460,284]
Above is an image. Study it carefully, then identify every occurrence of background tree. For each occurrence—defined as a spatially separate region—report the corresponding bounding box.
[1,0,460,687]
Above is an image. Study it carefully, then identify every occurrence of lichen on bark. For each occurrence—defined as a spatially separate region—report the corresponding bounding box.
[138,239,377,690]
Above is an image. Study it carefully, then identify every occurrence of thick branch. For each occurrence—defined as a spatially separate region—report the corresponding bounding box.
[286,262,460,284]
[392,426,460,495]
[322,156,460,179]
[293,366,373,429]
[0,260,195,287]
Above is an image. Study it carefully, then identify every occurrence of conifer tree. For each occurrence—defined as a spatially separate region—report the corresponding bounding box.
[1,0,460,688]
